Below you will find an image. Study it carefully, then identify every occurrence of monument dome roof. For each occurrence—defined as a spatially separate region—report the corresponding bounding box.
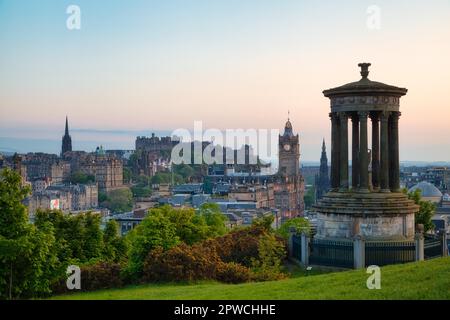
[323,63,408,98]
[408,181,443,198]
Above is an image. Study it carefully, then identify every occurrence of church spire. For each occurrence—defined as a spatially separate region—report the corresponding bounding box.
[322,138,326,152]
[65,116,69,135]
[61,116,72,157]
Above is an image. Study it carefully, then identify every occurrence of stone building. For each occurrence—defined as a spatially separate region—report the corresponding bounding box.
[26,183,98,217]
[313,63,419,240]
[19,153,69,183]
[64,150,123,191]
[274,119,305,220]
[315,139,330,201]
[228,183,275,209]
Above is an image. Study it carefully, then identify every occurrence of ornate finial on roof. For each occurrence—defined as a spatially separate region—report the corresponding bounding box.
[358,62,371,79]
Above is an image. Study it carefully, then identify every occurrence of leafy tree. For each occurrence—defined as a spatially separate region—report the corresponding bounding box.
[83,212,104,261]
[276,217,310,239]
[160,205,209,245]
[68,171,95,184]
[252,214,275,232]
[125,210,179,279]
[130,185,152,198]
[406,189,436,232]
[150,172,183,185]
[103,220,129,263]
[123,167,132,184]
[173,164,195,182]
[98,191,108,203]
[303,186,316,209]
[0,168,58,299]
[198,203,227,237]
[251,233,287,281]
[102,188,133,213]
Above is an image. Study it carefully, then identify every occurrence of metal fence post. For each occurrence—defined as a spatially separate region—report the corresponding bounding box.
[353,235,365,269]
[440,229,448,257]
[415,232,424,261]
[301,232,309,266]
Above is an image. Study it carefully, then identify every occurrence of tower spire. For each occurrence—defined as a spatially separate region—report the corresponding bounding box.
[322,138,326,152]
[61,116,72,156]
[65,116,69,135]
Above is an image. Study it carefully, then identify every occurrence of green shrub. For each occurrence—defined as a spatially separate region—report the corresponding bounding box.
[51,262,125,294]
[216,262,252,284]
[250,233,287,281]
[142,243,220,282]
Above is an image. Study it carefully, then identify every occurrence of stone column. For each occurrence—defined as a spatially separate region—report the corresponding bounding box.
[370,113,380,190]
[358,111,369,192]
[415,233,424,261]
[330,113,340,191]
[353,235,365,269]
[380,111,390,192]
[389,112,401,192]
[339,113,349,191]
[301,232,310,266]
[351,114,360,189]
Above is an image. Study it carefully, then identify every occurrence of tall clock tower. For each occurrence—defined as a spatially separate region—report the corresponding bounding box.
[275,118,305,220]
[278,119,300,177]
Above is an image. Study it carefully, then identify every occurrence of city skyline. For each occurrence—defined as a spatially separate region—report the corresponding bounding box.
[1,0,450,161]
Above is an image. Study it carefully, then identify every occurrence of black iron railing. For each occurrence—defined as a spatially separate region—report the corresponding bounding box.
[424,235,442,260]
[309,239,354,268]
[365,241,415,266]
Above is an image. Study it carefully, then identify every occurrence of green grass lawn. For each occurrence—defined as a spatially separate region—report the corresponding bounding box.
[51,257,450,300]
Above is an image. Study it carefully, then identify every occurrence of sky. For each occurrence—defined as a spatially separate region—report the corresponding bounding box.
[1,0,450,161]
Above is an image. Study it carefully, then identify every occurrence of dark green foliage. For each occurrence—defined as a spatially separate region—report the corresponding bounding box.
[130,185,152,197]
[304,186,316,209]
[173,164,195,182]
[83,213,104,260]
[198,203,227,238]
[125,210,180,279]
[67,171,95,184]
[123,167,132,184]
[0,168,58,299]
[150,172,183,185]
[103,220,129,263]
[100,188,133,213]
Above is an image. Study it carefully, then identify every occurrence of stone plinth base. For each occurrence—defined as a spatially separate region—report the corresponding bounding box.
[312,191,419,241]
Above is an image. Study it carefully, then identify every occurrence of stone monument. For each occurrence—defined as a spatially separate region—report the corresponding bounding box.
[313,63,419,240]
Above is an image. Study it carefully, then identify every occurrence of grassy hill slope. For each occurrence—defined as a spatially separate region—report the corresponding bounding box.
[52,257,450,300]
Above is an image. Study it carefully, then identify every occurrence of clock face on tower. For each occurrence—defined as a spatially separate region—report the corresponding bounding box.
[283,144,291,151]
